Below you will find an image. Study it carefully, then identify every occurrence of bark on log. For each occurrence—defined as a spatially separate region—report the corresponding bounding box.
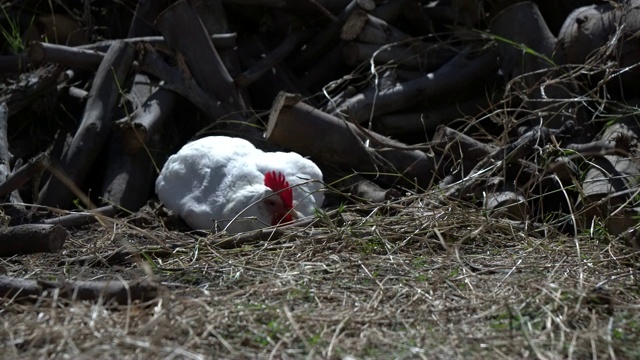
[38,41,136,208]
[333,46,498,123]
[374,98,489,135]
[67,86,89,101]
[156,0,243,112]
[221,0,286,6]
[342,10,410,44]
[128,0,171,37]
[490,1,574,129]
[565,141,627,156]
[0,103,21,203]
[190,0,252,107]
[0,275,158,304]
[139,45,228,120]
[235,35,310,109]
[266,92,437,190]
[432,126,498,164]
[559,0,640,92]
[321,167,400,204]
[291,0,363,72]
[43,206,117,227]
[0,102,27,222]
[59,246,174,267]
[0,224,67,256]
[441,122,576,201]
[101,74,176,211]
[0,54,29,74]
[0,153,49,199]
[483,184,529,221]
[0,65,65,116]
[79,34,237,53]
[28,42,106,70]
[402,0,433,35]
[285,0,352,18]
[235,31,307,88]
[578,116,640,235]
[348,177,401,203]
[300,43,348,92]
[342,42,457,71]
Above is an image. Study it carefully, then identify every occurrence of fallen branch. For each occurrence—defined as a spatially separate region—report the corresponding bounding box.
[0,224,67,256]
[58,246,175,267]
[432,125,498,163]
[333,46,498,122]
[156,0,243,111]
[267,92,437,190]
[101,74,176,211]
[235,31,307,88]
[0,152,49,199]
[39,41,136,208]
[43,205,117,227]
[0,275,158,304]
[28,42,106,70]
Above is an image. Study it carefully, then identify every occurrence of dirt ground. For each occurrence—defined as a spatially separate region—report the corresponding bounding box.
[1,197,639,360]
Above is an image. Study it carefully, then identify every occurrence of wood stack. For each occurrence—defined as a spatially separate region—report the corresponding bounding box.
[0,0,639,252]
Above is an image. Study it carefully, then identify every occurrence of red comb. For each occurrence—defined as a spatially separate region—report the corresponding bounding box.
[264,171,293,209]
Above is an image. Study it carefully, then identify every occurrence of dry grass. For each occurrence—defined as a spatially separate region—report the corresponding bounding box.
[1,194,639,360]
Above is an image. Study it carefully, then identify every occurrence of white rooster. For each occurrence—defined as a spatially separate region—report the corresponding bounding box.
[155,136,324,233]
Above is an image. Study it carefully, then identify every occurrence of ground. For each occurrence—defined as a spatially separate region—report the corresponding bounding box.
[1,195,639,359]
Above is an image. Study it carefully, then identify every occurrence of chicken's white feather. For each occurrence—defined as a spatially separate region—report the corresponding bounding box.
[155,136,324,233]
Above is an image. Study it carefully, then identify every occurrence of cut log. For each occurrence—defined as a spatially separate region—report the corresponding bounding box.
[0,275,157,304]
[577,116,640,235]
[0,53,29,73]
[342,10,410,44]
[43,206,117,227]
[432,125,498,164]
[402,0,433,35]
[78,34,237,53]
[490,1,574,129]
[0,65,65,116]
[101,74,176,211]
[0,102,27,222]
[291,0,362,72]
[0,103,20,202]
[373,98,489,136]
[342,42,457,71]
[266,92,437,190]
[38,41,136,208]
[333,46,498,123]
[156,0,243,111]
[190,0,252,107]
[0,153,49,199]
[349,177,401,203]
[300,43,348,92]
[321,167,400,204]
[28,42,106,70]
[58,246,174,267]
[235,31,307,88]
[0,224,67,256]
[559,0,640,93]
[128,0,171,37]
[139,45,228,120]
[236,34,311,109]
[221,0,286,6]
[483,182,530,221]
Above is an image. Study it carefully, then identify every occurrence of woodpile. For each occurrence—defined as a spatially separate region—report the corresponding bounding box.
[0,0,639,263]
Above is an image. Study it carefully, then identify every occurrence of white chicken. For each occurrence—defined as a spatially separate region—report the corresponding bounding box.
[155,136,324,233]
